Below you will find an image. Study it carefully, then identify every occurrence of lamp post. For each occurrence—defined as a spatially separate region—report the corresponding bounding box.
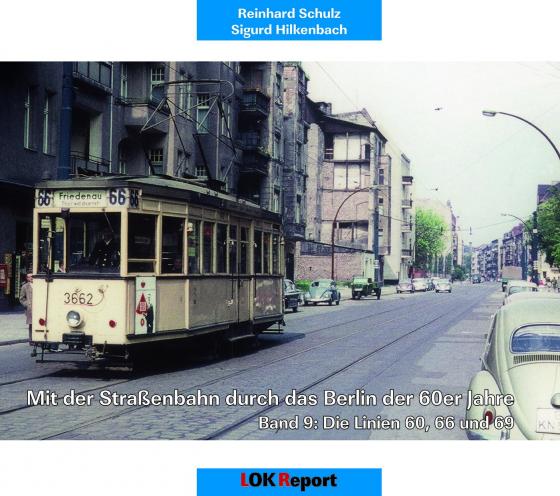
[501,213,532,281]
[483,109,555,284]
[331,186,376,280]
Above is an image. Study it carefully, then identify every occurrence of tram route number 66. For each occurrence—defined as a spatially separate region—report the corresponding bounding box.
[109,188,140,208]
[37,190,54,207]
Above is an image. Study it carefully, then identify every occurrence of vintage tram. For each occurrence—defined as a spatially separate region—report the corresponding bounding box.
[31,175,284,363]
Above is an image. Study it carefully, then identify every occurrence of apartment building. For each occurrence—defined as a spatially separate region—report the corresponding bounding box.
[0,61,298,308]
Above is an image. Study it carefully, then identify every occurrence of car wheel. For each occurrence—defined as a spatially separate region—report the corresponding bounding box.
[376,291,381,300]
[328,300,333,306]
[313,302,317,306]
[436,290,439,293]
[336,299,340,305]
[304,301,309,306]
[292,306,298,313]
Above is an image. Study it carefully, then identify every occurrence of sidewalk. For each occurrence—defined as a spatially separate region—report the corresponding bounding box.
[0,311,29,345]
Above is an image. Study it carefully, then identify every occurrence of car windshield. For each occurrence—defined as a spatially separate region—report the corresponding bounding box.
[412,279,424,284]
[509,285,536,295]
[312,280,332,288]
[284,280,296,292]
[511,325,560,353]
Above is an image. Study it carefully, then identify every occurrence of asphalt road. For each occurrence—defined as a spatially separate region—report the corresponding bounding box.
[0,282,501,440]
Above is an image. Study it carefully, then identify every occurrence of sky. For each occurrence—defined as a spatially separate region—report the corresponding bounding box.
[302,62,560,246]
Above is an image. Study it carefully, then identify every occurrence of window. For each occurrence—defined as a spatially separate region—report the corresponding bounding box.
[240,227,249,274]
[254,230,263,274]
[149,148,164,173]
[195,164,207,178]
[118,145,127,174]
[128,214,156,273]
[272,189,280,214]
[512,324,560,353]
[221,101,231,136]
[24,87,33,149]
[272,233,280,274]
[263,232,271,274]
[202,221,215,273]
[196,94,211,133]
[150,66,165,100]
[216,223,228,273]
[378,169,385,185]
[187,220,200,274]
[295,195,302,223]
[229,225,238,273]
[275,73,282,99]
[38,213,122,274]
[364,144,371,160]
[120,64,128,99]
[178,75,187,110]
[38,214,65,273]
[42,92,55,154]
[162,217,184,274]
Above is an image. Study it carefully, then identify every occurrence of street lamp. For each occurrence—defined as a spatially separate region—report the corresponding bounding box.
[482,110,560,162]
[482,109,557,284]
[331,186,377,280]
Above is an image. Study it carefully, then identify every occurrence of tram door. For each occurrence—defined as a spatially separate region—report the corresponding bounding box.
[235,222,251,324]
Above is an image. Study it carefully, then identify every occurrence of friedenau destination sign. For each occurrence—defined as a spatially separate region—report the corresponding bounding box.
[197,0,382,40]
[35,188,141,208]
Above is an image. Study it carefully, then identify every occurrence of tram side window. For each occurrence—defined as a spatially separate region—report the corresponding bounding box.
[229,225,238,274]
[187,220,200,274]
[128,213,156,273]
[68,213,121,273]
[202,221,215,273]
[239,227,249,274]
[38,215,65,273]
[216,223,228,273]
[162,217,184,274]
[272,233,280,274]
[263,232,271,274]
[254,230,263,274]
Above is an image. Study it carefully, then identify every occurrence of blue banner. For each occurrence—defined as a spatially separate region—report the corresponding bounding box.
[197,0,382,40]
[197,468,382,496]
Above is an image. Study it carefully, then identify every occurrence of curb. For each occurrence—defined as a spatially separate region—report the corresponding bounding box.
[0,339,28,347]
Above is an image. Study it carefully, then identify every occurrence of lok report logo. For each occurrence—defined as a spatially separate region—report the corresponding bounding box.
[197,469,382,496]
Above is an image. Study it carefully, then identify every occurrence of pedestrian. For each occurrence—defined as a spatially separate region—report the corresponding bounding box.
[19,272,33,344]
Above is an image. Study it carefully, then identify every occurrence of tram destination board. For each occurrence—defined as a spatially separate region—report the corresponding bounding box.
[35,188,141,209]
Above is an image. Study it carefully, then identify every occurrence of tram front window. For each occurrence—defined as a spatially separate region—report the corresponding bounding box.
[38,213,121,273]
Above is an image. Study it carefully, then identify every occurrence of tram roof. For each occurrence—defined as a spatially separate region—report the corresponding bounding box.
[37,175,282,223]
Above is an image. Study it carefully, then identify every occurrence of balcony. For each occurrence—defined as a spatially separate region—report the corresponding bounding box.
[402,199,413,209]
[284,223,306,240]
[240,150,270,176]
[70,152,110,176]
[241,89,270,117]
[402,175,413,185]
[401,222,413,233]
[122,98,170,134]
[73,62,112,93]
[401,249,413,258]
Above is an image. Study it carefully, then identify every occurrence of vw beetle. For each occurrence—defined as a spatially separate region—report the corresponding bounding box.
[466,296,560,440]
[304,279,341,306]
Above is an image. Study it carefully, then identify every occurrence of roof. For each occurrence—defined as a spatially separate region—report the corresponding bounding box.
[36,175,282,223]
[499,298,560,335]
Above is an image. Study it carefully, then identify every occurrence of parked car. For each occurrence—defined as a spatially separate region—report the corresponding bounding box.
[350,276,381,300]
[434,278,452,293]
[396,281,414,293]
[472,274,482,284]
[506,280,538,297]
[466,297,560,439]
[304,279,341,306]
[283,279,301,313]
[504,291,560,306]
[412,278,428,292]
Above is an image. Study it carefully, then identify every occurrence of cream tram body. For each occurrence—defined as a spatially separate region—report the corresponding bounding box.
[32,177,284,361]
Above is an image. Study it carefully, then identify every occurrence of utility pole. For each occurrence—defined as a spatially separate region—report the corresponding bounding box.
[531,210,539,284]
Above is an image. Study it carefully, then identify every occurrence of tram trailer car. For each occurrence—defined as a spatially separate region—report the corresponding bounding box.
[32,176,285,364]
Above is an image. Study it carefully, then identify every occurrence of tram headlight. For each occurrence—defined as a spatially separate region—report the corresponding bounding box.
[66,310,82,328]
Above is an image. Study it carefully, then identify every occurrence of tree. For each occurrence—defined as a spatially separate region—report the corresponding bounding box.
[452,265,467,281]
[535,190,560,267]
[414,208,447,269]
